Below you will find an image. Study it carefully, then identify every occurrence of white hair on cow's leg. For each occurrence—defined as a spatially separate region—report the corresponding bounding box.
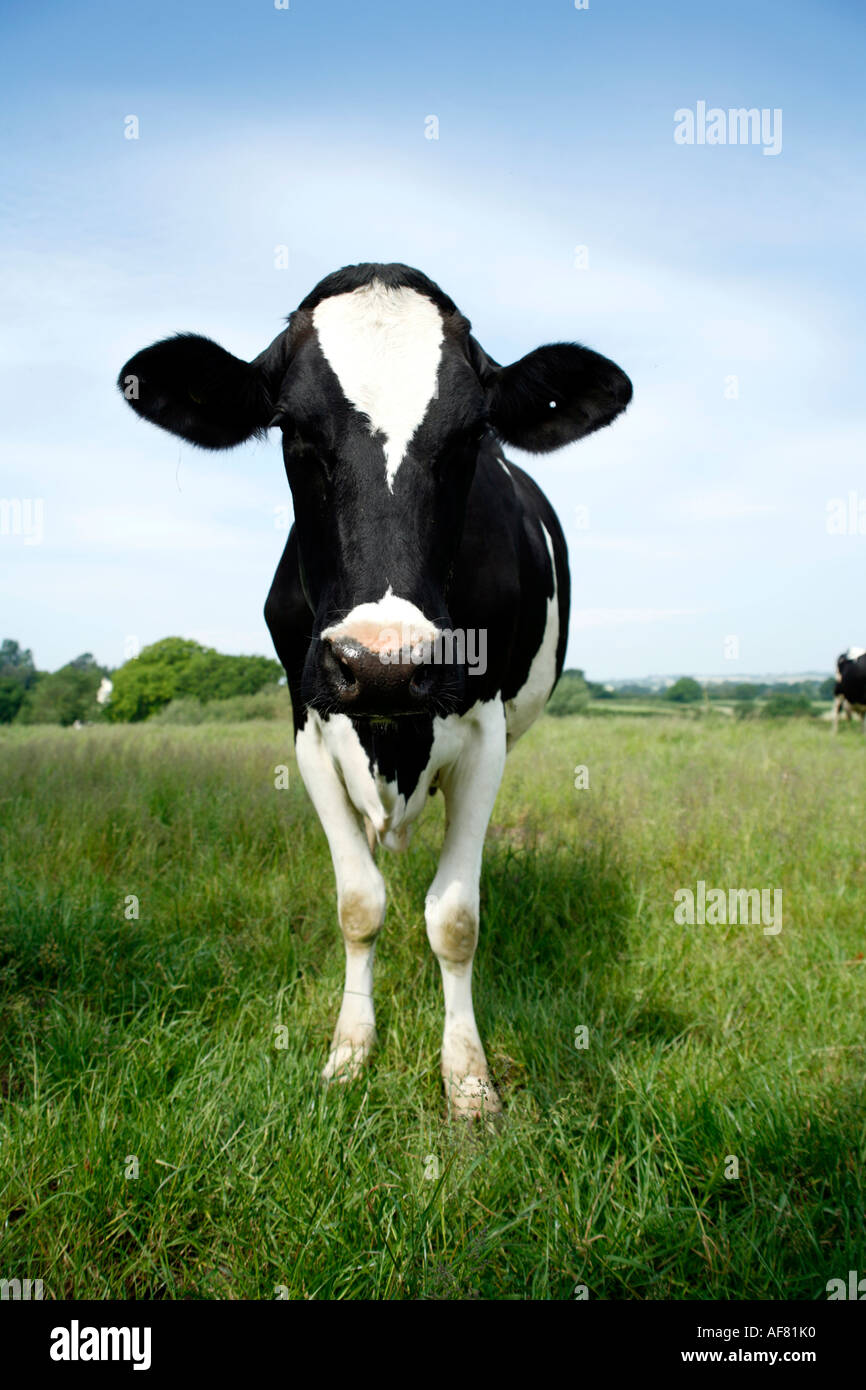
[294,715,386,1081]
[424,697,507,1119]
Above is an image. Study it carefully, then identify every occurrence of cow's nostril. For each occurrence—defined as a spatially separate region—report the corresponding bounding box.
[410,666,432,694]
[324,639,361,689]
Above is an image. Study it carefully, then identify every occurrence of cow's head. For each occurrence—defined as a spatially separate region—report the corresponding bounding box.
[118,263,631,717]
[836,647,866,688]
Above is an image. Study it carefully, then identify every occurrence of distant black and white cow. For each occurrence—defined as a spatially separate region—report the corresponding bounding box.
[118,263,631,1117]
[833,647,866,732]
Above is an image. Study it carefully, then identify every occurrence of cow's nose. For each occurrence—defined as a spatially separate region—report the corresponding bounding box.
[322,637,437,713]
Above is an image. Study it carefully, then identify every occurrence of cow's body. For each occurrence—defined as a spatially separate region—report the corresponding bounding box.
[119,262,631,1116]
[833,647,866,732]
[265,442,569,836]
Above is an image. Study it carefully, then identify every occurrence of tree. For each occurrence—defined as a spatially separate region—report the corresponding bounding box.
[17,656,106,726]
[760,692,814,719]
[585,678,614,700]
[0,639,36,677]
[547,668,590,716]
[174,648,284,702]
[664,677,703,704]
[617,683,655,698]
[105,638,201,722]
[0,638,39,723]
[0,678,27,723]
[107,638,283,722]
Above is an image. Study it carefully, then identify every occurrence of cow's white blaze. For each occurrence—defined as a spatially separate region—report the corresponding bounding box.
[504,522,559,749]
[312,280,444,490]
[846,646,866,660]
[322,588,440,654]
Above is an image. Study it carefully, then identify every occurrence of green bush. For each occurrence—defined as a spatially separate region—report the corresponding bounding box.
[0,677,27,723]
[664,677,704,704]
[149,696,207,725]
[546,668,590,717]
[760,692,815,720]
[152,685,289,724]
[16,654,106,726]
[0,639,39,724]
[107,638,283,722]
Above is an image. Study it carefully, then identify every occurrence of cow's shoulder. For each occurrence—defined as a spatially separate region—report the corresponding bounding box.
[450,447,568,711]
[264,525,312,728]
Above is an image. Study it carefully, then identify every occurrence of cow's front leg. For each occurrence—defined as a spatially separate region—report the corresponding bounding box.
[832,694,844,733]
[295,721,386,1082]
[425,702,507,1119]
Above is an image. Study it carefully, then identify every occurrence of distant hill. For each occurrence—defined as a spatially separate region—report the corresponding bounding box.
[601,671,830,691]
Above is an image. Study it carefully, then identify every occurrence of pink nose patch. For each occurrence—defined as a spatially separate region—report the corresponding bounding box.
[338,621,427,654]
[321,593,441,660]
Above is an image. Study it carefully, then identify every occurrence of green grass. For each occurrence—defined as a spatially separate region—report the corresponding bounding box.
[0,715,864,1299]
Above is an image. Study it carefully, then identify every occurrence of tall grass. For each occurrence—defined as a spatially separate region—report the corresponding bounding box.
[150,684,289,724]
[0,715,863,1299]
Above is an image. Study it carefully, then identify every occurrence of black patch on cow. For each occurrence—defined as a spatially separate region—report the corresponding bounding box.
[350,716,436,800]
[296,263,462,321]
[117,331,289,450]
[489,343,633,454]
[836,651,866,706]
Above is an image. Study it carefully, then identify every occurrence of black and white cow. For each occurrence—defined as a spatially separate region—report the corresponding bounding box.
[118,263,632,1117]
[833,647,866,732]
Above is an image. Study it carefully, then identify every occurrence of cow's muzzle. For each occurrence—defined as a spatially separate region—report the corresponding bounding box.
[320,636,449,715]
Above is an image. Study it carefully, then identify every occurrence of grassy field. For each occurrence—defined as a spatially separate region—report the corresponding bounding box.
[0,713,864,1300]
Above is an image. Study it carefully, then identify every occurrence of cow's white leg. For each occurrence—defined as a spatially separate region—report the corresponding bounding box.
[425,700,507,1119]
[295,720,386,1082]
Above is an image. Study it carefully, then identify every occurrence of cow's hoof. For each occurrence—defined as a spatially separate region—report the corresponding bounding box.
[444,1074,503,1122]
[322,1038,374,1084]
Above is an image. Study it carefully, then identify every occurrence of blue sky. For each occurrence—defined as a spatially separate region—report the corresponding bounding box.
[2,0,864,679]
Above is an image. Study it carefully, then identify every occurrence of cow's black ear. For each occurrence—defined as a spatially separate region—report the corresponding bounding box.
[466,334,502,386]
[488,342,632,453]
[117,332,287,450]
